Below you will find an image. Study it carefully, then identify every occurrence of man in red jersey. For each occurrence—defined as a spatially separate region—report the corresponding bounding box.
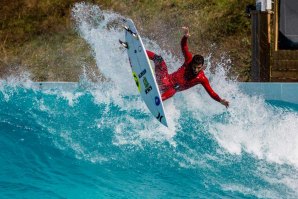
[146,27,229,108]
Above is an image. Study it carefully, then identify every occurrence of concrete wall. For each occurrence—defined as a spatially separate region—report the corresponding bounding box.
[238,82,298,104]
[34,82,78,91]
[34,82,298,105]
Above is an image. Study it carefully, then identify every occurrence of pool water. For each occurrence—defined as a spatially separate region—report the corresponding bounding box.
[0,81,297,198]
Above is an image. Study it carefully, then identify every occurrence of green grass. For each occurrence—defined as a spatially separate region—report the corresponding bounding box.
[0,0,254,81]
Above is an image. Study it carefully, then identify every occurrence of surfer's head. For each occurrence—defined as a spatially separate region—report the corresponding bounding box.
[190,54,205,74]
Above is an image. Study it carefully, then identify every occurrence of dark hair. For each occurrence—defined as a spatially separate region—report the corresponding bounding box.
[184,54,205,80]
[191,54,204,66]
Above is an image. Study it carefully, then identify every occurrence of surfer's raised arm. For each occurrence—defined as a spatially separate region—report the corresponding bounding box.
[182,26,190,37]
[181,27,192,63]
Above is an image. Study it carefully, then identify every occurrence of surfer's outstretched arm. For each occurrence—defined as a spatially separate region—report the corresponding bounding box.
[200,74,229,108]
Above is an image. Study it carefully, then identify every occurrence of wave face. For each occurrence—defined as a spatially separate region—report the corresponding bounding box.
[1,3,298,198]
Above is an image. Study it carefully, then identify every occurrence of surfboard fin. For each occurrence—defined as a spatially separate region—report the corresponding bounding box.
[131,32,138,38]
[122,25,138,38]
[122,25,129,31]
[119,40,128,48]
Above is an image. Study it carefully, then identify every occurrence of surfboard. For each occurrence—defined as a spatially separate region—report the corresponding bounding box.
[120,19,168,127]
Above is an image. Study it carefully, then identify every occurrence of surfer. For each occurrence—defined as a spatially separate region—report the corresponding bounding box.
[146,27,229,108]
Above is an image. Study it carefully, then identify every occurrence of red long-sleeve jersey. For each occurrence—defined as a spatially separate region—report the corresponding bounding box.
[147,36,222,102]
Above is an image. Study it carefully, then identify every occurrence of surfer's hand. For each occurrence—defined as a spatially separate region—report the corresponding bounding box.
[220,99,229,108]
[182,27,190,37]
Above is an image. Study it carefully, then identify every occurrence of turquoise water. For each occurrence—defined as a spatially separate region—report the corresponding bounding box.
[1,3,298,198]
[0,82,297,198]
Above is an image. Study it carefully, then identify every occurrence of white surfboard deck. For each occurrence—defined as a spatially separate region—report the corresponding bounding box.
[122,19,168,127]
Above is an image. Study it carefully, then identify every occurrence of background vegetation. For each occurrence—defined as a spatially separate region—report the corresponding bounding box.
[0,0,254,81]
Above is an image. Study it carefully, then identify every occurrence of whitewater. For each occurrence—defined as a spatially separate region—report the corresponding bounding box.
[0,3,297,198]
